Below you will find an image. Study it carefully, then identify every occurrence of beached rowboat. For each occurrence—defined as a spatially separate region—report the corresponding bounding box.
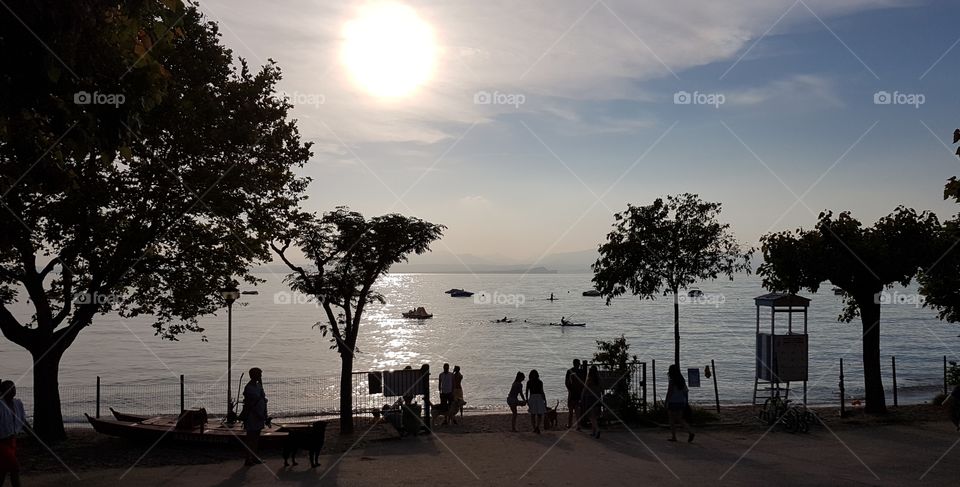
[86,412,290,448]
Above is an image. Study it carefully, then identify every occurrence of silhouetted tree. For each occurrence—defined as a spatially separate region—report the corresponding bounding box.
[273,208,444,434]
[760,208,939,414]
[592,194,752,367]
[0,1,311,440]
[917,129,960,322]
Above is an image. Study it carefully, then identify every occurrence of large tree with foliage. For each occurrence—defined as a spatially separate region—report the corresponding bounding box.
[0,1,311,440]
[592,193,752,367]
[760,208,939,414]
[273,208,444,434]
[917,129,960,322]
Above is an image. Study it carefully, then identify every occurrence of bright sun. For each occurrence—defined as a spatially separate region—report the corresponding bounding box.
[342,3,436,99]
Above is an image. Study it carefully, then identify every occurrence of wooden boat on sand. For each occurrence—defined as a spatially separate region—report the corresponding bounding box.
[87,410,290,448]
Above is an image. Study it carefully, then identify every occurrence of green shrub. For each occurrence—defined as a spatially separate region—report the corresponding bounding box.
[947,361,960,386]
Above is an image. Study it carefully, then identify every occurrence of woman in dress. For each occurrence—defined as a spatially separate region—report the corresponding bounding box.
[0,380,26,487]
[242,367,269,466]
[452,365,465,421]
[666,364,694,443]
[525,369,547,434]
[506,371,526,432]
[581,366,603,438]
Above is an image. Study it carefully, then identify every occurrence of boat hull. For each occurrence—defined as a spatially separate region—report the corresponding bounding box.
[87,413,289,448]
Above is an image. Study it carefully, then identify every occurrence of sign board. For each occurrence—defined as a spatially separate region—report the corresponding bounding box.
[756,333,809,382]
[774,334,808,382]
[687,368,701,388]
[382,369,428,397]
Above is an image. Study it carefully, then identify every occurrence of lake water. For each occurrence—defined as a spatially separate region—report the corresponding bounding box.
[1,272,957,421]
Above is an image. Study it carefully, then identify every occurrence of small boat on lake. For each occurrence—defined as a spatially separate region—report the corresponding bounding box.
[87,410,292,448]
[550,322,586,327]
[582,290,601,297]
[688,289,703,297]
[402,307,433,319]
[448,289,474,297]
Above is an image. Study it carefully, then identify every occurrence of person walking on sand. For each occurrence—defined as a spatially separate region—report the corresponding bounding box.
[666,364,694,443]
[507,372,527,432]
[0,380,27,487]
[242,367,269,466]
[526,369,547,434]
[582,366,603,438]
[565,359,584,429]
[452,365,465,422]
[438,363,453,408]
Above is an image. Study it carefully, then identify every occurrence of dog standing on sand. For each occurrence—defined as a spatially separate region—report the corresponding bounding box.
[543,400,560,430]
[281,420,326,468]
[431,398,465,426]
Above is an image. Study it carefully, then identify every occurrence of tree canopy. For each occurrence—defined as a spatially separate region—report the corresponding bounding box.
[759,208,940,413]
[0,0,312,440]
[274,207,444,433]
[592,193,752,366]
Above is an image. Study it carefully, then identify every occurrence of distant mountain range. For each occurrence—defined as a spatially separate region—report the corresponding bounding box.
[254,249,600,274]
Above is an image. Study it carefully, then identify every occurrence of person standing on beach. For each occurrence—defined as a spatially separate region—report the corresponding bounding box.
[438,363,453,408]
[507,372,527,432]
[0,380,26,487]
[666,364,694,443]
[526,369,547,434]
[452,365,465,421]
[582,366,603,438]
[242,367,269,466]
[565,359,584,429]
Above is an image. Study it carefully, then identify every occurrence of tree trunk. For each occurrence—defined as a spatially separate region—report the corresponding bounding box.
[858,296,887,414]
[673,290,680,367]
[339,354,354,434]
[31,346,67,441]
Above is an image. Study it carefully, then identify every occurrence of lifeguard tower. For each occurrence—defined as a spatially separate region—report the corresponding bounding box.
[753,293,810,405]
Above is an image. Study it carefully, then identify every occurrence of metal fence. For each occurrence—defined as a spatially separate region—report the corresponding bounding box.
[18,372,431,427]
[18,361,650,428]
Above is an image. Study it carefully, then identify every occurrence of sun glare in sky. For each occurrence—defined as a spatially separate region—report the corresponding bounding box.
[341,3,436,99]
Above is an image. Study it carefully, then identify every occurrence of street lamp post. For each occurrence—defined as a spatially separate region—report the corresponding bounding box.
[220,283,240,422]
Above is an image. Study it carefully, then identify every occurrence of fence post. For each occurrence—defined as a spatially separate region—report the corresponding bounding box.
[651,359,657,404]
[839,358,846,418]
[423,364,431,432]
[711,359,720,414]
[642,362,647,412]
[945,356,949,396]
[891,356,898,407]
[180,374,185,414]
[96,376,101,419]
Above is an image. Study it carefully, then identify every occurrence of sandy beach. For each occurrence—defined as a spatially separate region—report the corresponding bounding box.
[18,406,960,486]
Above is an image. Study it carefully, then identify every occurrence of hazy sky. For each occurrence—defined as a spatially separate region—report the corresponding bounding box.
[201,0,959,262]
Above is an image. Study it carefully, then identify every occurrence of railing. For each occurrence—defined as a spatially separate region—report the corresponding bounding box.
[17,372,430,427]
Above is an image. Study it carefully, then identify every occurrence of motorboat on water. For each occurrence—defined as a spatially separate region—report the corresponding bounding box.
[687,289,703,297]
[447,289,474,297]
[582,290,601,297]
[402,307,433,319]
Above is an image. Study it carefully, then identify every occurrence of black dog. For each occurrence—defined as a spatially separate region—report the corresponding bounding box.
[282,420,326,468]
